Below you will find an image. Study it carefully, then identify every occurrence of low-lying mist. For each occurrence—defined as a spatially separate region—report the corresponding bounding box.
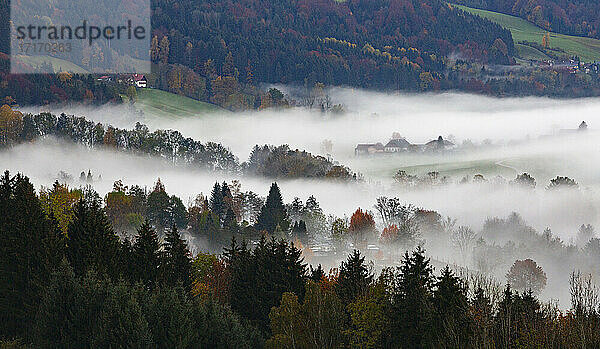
[13,88,600,307]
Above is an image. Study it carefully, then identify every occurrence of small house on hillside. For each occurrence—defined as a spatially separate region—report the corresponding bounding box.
[96,75,112,82]
[127,74,147,88]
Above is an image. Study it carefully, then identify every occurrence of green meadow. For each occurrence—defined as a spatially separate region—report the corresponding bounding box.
[452,4,600,62]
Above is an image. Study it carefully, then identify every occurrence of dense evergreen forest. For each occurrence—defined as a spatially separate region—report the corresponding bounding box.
[3,170,600,348]
[450,0,600,39]
[3,0,600,106]
[152,0,514,92]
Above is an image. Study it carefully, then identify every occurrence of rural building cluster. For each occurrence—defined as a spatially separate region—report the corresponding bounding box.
[355,135,455,156]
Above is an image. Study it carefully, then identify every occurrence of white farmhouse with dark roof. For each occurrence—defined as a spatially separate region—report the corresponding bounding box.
[384,138,411,152]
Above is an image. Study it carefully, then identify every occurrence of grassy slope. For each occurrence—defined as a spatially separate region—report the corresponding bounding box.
[13,55,89,73]
[128,89,226,119]
[451,4,600,62]
[515,43,551,61]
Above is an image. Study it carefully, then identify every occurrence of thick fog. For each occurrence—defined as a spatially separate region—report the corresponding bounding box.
[12,89,600,306]
[23,89,600,230]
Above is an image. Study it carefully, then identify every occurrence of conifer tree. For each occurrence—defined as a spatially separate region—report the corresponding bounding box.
[209,182,225,223]
[292,220,309,244]
[256,183,289,234]
[133,221,161,288]
[336,249,373,305]
[162,225,193,289]
[391,246,435,348]
[223,207,239,234]
[310,264,325,282]
[0,172,64,339]
[471,287,493,347]
[66,198,119,279]
[433,266,471,347]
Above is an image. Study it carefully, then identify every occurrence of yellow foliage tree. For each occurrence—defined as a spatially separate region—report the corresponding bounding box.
[0,104,23,145]
[39,182,82,235]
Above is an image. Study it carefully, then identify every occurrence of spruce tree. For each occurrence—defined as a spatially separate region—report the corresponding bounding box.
[209,182,225,224]
[0,172,64,339]
[390,246,435,348]
[336,249,373,305]
[256,182,289,234]
[471,287,493,347]
[292,220,309,244]
[66,198,120,279]
[433,266,471,347]
[162,225,193,289]
[146,181,171,230]
[132,221,161,288]
[310,264,325,282]
[223,207,239,234]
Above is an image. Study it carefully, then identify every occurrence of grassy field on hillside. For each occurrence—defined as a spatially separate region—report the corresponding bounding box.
[452,4,600,62]
[13,55,89,73]
[515,43,551,61]
[125,89,226,119]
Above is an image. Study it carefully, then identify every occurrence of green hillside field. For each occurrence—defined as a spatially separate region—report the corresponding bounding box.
[451,4,600,62]
[123,88,226,119]
[13,55,89,73]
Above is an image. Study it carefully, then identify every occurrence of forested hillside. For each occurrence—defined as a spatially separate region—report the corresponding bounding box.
[152,0,515,91]
[450,0,600,39]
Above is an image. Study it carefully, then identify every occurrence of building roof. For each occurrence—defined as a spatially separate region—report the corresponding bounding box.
[131,74,146,81]
[425,136,454,149]
[356,143,384,150]
[385,138,411,148]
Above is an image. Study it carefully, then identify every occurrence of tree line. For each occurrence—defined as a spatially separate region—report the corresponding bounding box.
[0,106,355,178]
[4,171,600,347]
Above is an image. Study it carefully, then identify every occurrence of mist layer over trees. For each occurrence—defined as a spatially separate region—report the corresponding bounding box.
[3,170,600,347]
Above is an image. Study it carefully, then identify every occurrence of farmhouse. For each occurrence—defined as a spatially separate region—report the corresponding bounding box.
[424,136,455,152]
[125,74,147,88]
[384,138,411,152]
[355,143,384,155]
[355,135,456,156]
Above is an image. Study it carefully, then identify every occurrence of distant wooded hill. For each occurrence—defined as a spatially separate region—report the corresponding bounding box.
[450,0,600,40]
[152,0,515,90]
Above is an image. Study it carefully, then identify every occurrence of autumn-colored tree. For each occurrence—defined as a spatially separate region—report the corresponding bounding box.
[506,259,547,295]
[266,281,345,349]
[159,36,170,64]
[380,224,400,245]
[346,277,391,348]
[103,126,117,147]
[0,104,23,145]
[125,86,137,104]
[167,65,184,90]
[204,59,217,79]
[245,62,254,85]
[222,51,236,77]
[192,253,230,303]
[150,35,159,62]
[39,182,82,234]
[57,72,72,83]
[349,208,376,247]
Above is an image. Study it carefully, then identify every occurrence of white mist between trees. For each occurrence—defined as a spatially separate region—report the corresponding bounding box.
[11,89,600,307]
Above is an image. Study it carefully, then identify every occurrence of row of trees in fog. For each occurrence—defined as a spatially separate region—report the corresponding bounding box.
[0,107,355,179]
[3,170,600,347]
[37,169,600,295]
[394,169,580,190]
